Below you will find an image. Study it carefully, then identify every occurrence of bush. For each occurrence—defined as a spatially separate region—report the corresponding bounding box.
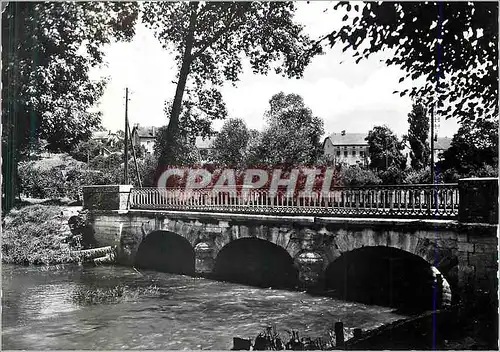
[2,205,81,265]
[338,165,382,187]
[404,168,432,184]
[377,165,407,185]
[19,154,110,201]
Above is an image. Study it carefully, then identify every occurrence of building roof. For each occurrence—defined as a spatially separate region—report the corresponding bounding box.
[435,137,452,150]
[92,131,110,140]
[132,125,159,139]
[195,136,216,149]
[324,132,368,146]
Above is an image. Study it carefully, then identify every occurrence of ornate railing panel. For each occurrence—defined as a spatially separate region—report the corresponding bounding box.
[128,184,459,219]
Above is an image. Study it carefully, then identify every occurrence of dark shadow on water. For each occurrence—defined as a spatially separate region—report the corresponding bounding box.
[324,246,446,312]
[134,231,195,275]
[213,238,299,290]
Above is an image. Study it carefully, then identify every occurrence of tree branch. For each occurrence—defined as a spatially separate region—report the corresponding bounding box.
[191,4,242,59]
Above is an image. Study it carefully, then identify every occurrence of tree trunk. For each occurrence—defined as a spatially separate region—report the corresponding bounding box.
[157,2,198,167]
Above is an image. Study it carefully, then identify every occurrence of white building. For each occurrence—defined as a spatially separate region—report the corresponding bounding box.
[131,125,158,154]
[195,136,216,163]
[323,131,369,166]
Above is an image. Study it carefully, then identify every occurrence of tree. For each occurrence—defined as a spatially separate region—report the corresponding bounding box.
[338,165,382,187]
[406,103,430,171]
[141,2,320,166]
[210,118,250,167]
[322,2,498,122]
[2,2,138,211]
[438,119,498,181]
[366,125,407,172]
[244,129,264,167]
[153,126,200,167]
[257,92,324,168]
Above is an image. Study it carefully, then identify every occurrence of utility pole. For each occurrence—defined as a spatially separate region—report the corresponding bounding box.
[124,87,129,184]
[430,105,435,184]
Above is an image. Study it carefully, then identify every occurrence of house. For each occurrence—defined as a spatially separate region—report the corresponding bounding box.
[323,131,369,166]
[90,130,123,156]
[195,136,216,163]
[434,136,452,161]
[131,125,159,154]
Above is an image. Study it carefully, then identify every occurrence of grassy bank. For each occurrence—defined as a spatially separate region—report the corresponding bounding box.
[2,204,82,265]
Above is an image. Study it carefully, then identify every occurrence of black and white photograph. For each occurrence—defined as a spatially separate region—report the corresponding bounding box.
[1,1,498,350]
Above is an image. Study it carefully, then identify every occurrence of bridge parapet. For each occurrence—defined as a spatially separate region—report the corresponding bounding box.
[459,177,498,224]
[127,184,460,219]
[83,185,132,211]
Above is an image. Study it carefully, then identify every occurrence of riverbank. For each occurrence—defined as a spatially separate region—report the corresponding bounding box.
[344,297,498,350]
[2,204,82,265]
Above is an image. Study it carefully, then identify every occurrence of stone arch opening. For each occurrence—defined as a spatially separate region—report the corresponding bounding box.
[214,238,299,289]
[134,231,195,275]
[324,246,451,311]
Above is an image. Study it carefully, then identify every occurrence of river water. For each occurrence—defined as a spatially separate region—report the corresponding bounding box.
[2,264,408,350]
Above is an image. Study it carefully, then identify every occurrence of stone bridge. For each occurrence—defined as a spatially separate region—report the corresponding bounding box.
[82,178,498,310]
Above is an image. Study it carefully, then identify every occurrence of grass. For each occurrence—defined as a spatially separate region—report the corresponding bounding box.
[72,285,161,305]
[2,204,82,265]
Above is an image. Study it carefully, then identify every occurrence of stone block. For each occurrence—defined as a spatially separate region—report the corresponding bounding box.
[457,242,474,252]
[468,253,498,268]
[83,185,133,210]
[474,243,498,253]
[458,178,498,224]
[456,252,469,266]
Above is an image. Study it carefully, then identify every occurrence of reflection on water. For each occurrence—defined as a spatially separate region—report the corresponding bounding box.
[2,264,407,350]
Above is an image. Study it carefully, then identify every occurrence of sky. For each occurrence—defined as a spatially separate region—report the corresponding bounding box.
[91,2,459,139]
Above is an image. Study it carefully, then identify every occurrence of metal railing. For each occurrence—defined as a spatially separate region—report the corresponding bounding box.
[129,184,460,219]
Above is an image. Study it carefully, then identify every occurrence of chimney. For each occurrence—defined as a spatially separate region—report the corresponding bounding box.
[341,130,346,136]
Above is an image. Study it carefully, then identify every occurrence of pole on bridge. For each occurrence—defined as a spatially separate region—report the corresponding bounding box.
[430,105,435,185]
[124,87,129,184]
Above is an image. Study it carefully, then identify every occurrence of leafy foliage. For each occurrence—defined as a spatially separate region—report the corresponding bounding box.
[142,2,319,165]
[437,119,498,181]
[366,125,407,172]
[406,103,430,171]
[257,92,324,168]
[153,126,200,167]
[2,205,81,265]
[338,165,382,186]
[325,2,498,122]
[210,118,250,167]
[19,154,108,201]
[2,2,138,211]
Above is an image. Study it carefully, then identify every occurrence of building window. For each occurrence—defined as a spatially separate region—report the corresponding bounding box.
[344,151,348,157]
[360,151,365,157]
[336,151,341,157]
[352,150,356,156]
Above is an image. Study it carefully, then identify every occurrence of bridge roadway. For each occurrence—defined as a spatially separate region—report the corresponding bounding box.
[82,178,498,309]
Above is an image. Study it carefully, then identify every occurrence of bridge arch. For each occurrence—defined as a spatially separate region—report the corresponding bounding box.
[213,237,299,289]
[324,245,451,311]
[134,230,195,275]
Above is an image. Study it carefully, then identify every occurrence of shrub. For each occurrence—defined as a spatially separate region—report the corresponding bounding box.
[377,165,407,185]
[2,205,81,265]
[19,154,111,201]
[338,165,382,187]
[404,168,432,184]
